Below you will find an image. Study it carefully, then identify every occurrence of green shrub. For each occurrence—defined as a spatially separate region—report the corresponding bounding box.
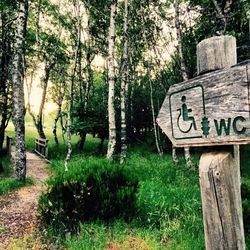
[242,178,250,235]
[38,161,138,233]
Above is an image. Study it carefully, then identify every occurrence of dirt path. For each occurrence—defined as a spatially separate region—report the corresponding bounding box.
[0,152,50,248]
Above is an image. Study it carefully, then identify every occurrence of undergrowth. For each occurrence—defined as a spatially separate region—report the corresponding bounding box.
[4,125,250,249]
[0,178,33,196]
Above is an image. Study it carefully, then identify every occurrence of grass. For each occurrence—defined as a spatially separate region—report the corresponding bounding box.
[0,123,37,196]
[0,150,33,196]
[0,178,33,195]
[3,124,250,249]
[54,152,204,250]
[40,141,205,249]
[0,154,12,177]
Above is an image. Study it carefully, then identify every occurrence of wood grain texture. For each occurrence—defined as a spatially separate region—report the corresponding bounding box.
[157,61,250,147]
[197,36,237,75]
[199,152,245,250]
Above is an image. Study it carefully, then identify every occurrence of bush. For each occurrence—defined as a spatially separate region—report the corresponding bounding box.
[38,160,138,233]
[242,178,250,235]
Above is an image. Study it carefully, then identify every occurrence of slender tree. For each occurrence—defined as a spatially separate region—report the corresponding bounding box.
[174,0,192,168]
[64,0,82,171]
[107,0,118,159]
[12,0,28,180]
[50,66,67,145]
[0,2,15,150]
[149,70,163,156]
[120,0,129,163]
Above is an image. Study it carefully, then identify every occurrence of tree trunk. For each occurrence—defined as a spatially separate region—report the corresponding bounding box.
[12,0,28,180]
[0,12,12,150]
[211,0,226,35]
[174,0,188,81]
[84,15,93,111]
[78,131,86,151]
[149,76,163,156]
[120,0,129,164]
[64,0,81,171]
[0,53,9,150]
[107,0,118,160]
[174,0,192,168]
[84,48,93,108]
[53,103,62,145]
[37,62,54,139]
[25,69,39,130]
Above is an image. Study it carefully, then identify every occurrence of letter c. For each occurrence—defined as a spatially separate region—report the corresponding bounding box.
[233,116,246,135]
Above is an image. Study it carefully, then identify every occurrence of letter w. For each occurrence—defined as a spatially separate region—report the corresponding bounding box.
[214,119,231,136]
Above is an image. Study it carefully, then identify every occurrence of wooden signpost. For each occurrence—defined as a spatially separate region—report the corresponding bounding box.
[157,36,246,249]
[157,61,250,148]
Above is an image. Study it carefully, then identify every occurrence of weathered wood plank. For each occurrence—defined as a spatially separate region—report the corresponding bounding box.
[197,36,237,75]
[157,62,250,147]
[199,152,245,250]
[34,138,48,158]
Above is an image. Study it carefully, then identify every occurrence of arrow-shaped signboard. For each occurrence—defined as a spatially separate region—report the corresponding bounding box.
[157,61,250,147]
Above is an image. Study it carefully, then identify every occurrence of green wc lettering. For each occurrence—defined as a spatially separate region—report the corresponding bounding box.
[214,116,246,136]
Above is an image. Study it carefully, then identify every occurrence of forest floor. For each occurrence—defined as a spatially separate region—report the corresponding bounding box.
[0,151,50,249]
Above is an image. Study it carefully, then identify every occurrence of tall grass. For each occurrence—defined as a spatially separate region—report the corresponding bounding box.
[0,149,33,195]
[43,144,205,249]
[4,123,250,249]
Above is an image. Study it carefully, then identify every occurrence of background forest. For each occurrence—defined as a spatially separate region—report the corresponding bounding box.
[0,0,250,249]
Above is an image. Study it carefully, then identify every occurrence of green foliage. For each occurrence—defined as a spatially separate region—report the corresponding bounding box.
[38,159,138,233]
[66,220,164,250]
[0,178,33,196]
[71,71,108,147]
[0,155,12,176]
[49,150,205,249]
[242,178,250,236]
[184,0,250,78]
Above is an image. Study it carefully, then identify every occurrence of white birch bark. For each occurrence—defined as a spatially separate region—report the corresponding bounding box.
[64,0,81,171]
[12,0,28,180]
[107,0,118,159]
[149,76,163,156]
[37,62,54,139]
[120,0,129,164]
[174,0,192,168]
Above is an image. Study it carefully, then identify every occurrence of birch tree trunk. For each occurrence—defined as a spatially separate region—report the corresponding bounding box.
[174,0,192,168]
[64,0,81,171]
[84,50,93,108]
[12,0,28,180]
[53,102,62,145]
[52,71,66,145]
[107,0,118,160]
[120,0,129,164]
[78,3,92,151]
[0,51,9,150]
[0,11,12,150]
[36,61,54,139]
[149,77,163,156]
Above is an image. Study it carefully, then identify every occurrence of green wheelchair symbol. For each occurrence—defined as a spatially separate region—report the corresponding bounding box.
[177,96,197,133]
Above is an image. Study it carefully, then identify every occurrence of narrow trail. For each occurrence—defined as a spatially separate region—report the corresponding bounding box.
[0,151,50,247]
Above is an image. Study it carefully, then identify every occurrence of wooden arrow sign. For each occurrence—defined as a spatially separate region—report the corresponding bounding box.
[157,61,250,147]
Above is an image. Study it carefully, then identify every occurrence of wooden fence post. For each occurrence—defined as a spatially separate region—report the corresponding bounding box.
[197,36,245,249]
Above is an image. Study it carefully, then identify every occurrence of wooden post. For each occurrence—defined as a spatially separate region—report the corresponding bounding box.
[198,36,245,249]
[199,152,245,249]
[197,35,237,75]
